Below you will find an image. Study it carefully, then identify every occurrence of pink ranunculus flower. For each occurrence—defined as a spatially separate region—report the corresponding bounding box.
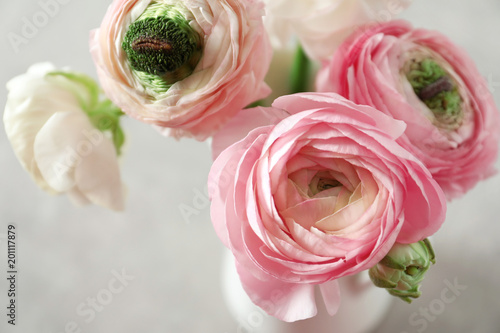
[317,20,500,200]
[209,93,446,322]
[90,0,272,140]
[263,0,411,60]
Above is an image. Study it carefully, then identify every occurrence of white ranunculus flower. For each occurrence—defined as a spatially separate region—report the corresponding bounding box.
[4,62,126,211]
[263,0,412,60]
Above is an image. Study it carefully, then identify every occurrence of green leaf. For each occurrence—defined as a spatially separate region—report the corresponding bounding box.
[289,45,312,94]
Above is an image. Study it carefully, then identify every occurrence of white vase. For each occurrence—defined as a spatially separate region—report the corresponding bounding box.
[221,250,393,333]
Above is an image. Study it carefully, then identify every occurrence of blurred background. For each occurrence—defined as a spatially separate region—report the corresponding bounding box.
[0,1,499,332]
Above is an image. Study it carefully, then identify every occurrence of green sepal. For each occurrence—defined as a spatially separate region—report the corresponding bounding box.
[423,238,436,264]
[86,100,125,156]
[46,71,126,156]
[369,269,398,289]
[380,255,407,270]
[388,288,422,303]
[47,71,100,111]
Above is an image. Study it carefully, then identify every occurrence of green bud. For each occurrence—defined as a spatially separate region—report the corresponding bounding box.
[369,239,435,303]
[122,2,203,94]
[405,58,463,130]
[47,71,125,156]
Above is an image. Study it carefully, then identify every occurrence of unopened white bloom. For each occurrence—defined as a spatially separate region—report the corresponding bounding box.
[4,62,126,211]
[263,0,412,60]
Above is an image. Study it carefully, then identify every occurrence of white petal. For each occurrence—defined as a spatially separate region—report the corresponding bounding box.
[3,62,82,192]
[34,111,125,211]
[74,136,125,211]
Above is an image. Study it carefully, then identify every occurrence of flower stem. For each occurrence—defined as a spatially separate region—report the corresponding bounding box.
[289,45,312,94]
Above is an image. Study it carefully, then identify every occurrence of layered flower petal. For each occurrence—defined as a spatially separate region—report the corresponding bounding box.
[236,261,318,322]
[263,0,411,60]
[4,63,126,211]
[317,20,500,199]
[209,92,446,321]
[91,0,272,140]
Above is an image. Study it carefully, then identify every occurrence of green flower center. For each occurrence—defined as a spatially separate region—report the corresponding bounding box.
[405,58,463,130]
[122,2,203,93]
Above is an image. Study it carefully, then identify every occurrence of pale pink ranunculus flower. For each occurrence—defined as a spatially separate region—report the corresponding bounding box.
[317,20,500,200]
[263,0,411,60]
[90,0,272,140]
[209,92,446,322]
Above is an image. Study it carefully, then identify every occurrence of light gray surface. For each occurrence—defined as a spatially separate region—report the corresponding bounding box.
[0,1,499,332]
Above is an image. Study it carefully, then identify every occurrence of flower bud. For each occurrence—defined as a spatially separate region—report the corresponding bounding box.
[369,239,435,303]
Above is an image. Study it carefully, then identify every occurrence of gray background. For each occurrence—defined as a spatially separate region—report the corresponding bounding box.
[0,1,499,332]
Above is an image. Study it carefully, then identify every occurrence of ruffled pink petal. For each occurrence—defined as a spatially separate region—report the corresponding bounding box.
[211,106,289,159]
[90,0,273,140]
